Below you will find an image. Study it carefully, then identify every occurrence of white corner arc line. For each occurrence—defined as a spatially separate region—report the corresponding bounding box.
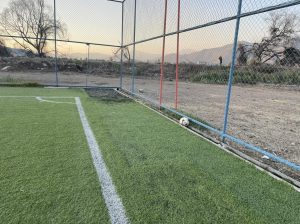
[75,97,129,224]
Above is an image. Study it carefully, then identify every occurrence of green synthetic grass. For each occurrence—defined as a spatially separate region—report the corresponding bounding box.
[0,88,110,223]
[82,93,300,224]
[1,87,300,224]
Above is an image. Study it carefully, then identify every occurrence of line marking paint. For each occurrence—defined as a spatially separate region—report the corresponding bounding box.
[75,97,129,224]
[35,97,75,104]
[0,96,75,98]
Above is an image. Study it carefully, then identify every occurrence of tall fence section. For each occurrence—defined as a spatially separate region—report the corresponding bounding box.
[0,0,299,174]
[121,0,300,173]
[0,0,122,87]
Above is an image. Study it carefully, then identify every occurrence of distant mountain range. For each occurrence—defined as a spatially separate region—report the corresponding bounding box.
[165,42,253,65]
[8,39,300,64]
[6,43,250,64]
[64,52,113,60]
[133,42,251,65]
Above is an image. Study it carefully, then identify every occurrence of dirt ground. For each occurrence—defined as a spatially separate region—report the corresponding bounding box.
[126,77,300,166]
[1,71,299,166]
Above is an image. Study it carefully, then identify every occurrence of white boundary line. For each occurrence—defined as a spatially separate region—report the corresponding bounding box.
[1,95,130,221]
[0,95,76,104]
[35,97,75,104]
[0,96,75,98]
[75,97,129,224]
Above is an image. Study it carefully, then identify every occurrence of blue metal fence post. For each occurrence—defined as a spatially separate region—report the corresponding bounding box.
[120,2,124,89]
[131,0,137,93]
[222,0,243,141]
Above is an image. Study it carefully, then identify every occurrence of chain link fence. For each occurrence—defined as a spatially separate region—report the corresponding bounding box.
[121,0,300,175]
[0,0,300,176]
[0,0,122,87]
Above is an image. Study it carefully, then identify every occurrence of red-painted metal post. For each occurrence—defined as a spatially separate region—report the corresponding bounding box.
[159,0,168,106]
[175,0,181,109]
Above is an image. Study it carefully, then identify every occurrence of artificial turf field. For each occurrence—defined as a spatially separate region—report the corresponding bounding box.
[0,87,300,224]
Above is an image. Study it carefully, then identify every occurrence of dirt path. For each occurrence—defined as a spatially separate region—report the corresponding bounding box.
[1,71,299,164]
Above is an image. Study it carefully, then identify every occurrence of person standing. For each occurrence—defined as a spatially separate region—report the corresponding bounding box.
[219,56,223,65]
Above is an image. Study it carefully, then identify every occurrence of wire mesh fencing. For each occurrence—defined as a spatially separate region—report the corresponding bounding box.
[0,0,300,175]
[227,4,300,167]
[0,0,122,87]
[0,36,58,85]
[121,0,300,174]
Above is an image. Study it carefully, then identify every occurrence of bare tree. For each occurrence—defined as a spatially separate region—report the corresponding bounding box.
[280,47,300,66]
[113,46,131,63]
[237,43,249,65]
[250,12,299,64]
[0,0,66,57]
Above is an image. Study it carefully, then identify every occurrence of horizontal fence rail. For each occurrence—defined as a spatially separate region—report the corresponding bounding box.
[0,34,121,48]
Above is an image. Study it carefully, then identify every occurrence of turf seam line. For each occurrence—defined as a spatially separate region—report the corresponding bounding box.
[75,97,129,224]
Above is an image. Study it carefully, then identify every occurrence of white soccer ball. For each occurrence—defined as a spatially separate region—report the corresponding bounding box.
[179,117,189,127]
